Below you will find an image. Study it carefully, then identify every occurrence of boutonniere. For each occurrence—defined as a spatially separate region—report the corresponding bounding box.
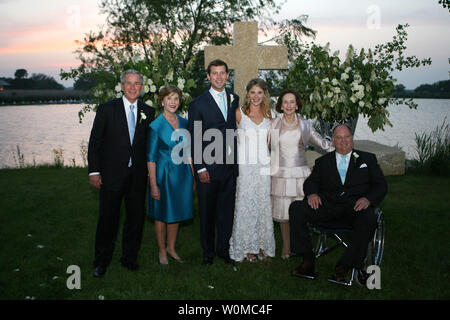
[230,94,234,105]
[353,152,359,164]
[139,111,147,124]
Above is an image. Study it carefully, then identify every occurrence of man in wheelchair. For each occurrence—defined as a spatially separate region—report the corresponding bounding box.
[288,124,387,286]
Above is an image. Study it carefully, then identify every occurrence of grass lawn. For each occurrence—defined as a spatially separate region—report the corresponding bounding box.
[0,167,449,301]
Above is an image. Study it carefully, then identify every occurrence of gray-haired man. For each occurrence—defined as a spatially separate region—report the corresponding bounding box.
[88,69,155,277]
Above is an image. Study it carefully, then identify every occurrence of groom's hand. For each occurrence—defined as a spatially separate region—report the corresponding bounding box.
[89,174,102,189]
[307,194,322,210]
[198,171,210,184]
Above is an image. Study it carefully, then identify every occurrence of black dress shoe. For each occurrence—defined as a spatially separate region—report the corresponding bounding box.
[121,261,139,271]
[93,266,107,278]
[355,269,370,286]
[328,264,351,286]
[291,260,317,280]
[202,257,213,265]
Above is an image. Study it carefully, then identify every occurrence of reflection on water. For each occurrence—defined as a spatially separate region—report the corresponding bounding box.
[0,99,449,168]
[354,99,450,158]
[0,104,95,168]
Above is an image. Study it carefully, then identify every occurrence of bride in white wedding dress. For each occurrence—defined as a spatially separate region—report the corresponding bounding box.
[229,78,275,262]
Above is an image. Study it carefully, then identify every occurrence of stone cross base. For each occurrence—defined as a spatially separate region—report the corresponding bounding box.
[306,140,406,176]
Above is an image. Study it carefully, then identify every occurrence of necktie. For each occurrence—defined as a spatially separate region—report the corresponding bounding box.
[128,104,136,167]
[128,104,136,144]
[338,154,348,184]
[218,91,227,120]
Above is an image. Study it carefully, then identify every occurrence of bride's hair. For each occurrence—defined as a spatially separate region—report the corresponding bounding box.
[242,78,272,119]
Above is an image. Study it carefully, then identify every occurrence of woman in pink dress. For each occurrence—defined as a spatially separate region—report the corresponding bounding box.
[269,89,334,259]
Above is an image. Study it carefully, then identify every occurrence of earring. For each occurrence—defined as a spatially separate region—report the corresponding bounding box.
[161,103,165,107]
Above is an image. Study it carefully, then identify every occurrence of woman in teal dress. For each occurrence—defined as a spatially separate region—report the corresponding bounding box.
[147,85,194,265]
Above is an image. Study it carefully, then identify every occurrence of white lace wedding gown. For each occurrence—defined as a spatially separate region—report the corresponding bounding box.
[229,111,275,262]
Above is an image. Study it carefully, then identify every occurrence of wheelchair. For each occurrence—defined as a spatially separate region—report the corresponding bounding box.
[310,207,385,286]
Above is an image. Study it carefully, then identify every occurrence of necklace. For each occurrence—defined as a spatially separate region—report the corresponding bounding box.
[282,115,298,129]
[164,112,178,128]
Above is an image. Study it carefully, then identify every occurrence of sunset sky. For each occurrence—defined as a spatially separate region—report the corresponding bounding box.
[0,0,448,89]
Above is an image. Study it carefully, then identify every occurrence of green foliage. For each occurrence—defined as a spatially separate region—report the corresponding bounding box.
[413,118,450,176]
[1,168,449,299]
[1,73,64,90]
[414,80,450,98]
[60,0,284,122]
[73,74,97,91]
[439,0,450,11]
[285,24,432,133]
[14,69,28,79]
[29,74,64,90]
[12,145,26,169]
[52,148,64,168]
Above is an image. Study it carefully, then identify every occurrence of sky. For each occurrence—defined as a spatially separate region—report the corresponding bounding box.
[0,0,448,89]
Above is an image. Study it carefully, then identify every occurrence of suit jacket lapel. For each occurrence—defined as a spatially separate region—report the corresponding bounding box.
[344,150,357,185]
[206,91,225,122]
[136,102,145,131]
[116,98,132,147]
[329,151,343,185]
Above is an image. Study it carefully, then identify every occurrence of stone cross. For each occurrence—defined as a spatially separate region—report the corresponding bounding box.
[204,21,288,100]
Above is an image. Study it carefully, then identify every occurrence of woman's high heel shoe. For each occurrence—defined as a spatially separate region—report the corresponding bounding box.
[167,251,184,263]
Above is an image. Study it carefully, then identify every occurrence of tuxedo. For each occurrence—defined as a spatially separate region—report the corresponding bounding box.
[188,88,239,261]
[289,149,387,269]
[88,97,154,268]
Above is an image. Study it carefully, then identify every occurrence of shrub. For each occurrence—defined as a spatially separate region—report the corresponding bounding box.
[414,118,450,176]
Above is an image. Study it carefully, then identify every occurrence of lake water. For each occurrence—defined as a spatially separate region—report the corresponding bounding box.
[0,99,449,168]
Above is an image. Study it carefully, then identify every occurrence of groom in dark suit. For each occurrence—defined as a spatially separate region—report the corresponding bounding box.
[88,69,154,277]
[289,124,387,284]
[188,59,239,265]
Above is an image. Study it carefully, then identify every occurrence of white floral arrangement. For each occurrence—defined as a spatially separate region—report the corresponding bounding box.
[83,53,196,119]
[285,24,431,132]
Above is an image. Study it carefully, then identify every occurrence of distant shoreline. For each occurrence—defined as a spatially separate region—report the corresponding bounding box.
[0,89,92,106]
[0,101,90,107]
[1,92,449,107]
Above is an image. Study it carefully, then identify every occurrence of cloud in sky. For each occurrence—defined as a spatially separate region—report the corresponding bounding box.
[275,0,450,88]
[0,0,448,89]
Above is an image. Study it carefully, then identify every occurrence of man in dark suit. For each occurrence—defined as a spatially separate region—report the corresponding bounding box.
[88,69,155,278]
[188,59,239,265]
[289,124,387,284]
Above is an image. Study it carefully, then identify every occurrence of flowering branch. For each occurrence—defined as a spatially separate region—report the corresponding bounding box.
[285,24,432,132]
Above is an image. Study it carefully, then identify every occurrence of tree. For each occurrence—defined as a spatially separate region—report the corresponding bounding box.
[61,0,315,121]
[439,0,450,12]
[14,69,28,79]
[74,74,97,91]
[30,73,64,90]
[394,84,406,92]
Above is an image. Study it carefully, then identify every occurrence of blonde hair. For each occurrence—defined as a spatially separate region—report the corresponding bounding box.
[242,78,272,119]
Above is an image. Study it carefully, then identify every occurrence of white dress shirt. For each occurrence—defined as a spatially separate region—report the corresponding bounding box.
[122,95,138,129]
[335,150,352,172]
[209,87,226,109]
